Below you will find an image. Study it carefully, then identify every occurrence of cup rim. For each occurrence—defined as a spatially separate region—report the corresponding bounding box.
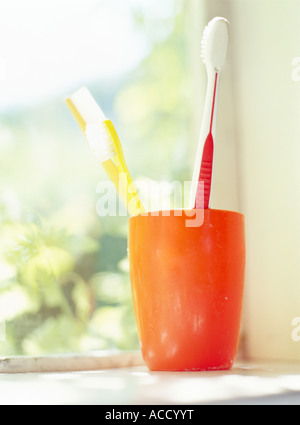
[129,208,244,221]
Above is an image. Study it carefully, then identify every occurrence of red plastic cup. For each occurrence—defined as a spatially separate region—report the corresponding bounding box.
[129,209,246,371]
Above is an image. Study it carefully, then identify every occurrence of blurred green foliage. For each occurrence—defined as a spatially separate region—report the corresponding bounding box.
[0,198,138,355]
[0,0,190,355]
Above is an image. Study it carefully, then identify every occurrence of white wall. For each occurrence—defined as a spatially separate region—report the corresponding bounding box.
[190,0,300,361]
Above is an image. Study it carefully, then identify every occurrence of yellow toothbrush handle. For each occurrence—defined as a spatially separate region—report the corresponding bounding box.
[66,97,144,216]
[65,98,86,132]
[102,159,144,216]
[105,120,145,216]
[102,159,133,215]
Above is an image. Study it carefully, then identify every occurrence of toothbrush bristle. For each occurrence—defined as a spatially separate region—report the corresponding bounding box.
[201,22,211,64]
[68,87,106,124]
[85,123,116,163]
[201,17,229,70]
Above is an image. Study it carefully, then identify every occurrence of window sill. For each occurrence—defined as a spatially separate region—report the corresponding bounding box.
[1,355,300,405]
[0,350,144,374]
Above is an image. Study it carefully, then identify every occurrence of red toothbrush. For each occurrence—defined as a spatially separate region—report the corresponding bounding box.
[190,18,229,210]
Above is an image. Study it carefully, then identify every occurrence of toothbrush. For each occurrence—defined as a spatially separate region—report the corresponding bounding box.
[189,17,229,209]
[66,87,145,217]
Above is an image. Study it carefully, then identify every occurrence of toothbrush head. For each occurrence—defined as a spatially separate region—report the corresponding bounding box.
[85,122,116,163]
[66,87,115,163]
[67,86,106,123]
[201,17,229,72]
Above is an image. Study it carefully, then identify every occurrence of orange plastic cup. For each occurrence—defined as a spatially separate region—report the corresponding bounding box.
[129,209,246,371]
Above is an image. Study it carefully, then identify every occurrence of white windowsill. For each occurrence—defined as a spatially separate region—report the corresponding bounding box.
[1,353,300,404]
[0,350,145,374]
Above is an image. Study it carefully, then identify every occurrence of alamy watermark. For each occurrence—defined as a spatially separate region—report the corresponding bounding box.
[96,177,205,228]
[292,317,300,342]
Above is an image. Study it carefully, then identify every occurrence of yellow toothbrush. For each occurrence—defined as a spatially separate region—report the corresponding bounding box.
[66,87,145,216]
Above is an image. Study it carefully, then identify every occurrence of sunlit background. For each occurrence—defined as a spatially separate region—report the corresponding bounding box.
[0,0,193,355]
[1,0,300,362]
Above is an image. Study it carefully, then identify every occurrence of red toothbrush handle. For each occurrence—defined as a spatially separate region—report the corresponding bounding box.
[195,133,214,209]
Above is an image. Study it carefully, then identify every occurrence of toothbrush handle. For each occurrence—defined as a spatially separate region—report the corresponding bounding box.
[195,133,214,209]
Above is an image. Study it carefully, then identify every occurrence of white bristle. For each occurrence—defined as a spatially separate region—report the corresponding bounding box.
[69,87,106,124]
[85,123,115,163]
[201,17,229,71]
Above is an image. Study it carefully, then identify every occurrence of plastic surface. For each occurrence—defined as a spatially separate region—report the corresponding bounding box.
[129,209,246,371]
[196,133,214,209]
[66,87,145,217]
